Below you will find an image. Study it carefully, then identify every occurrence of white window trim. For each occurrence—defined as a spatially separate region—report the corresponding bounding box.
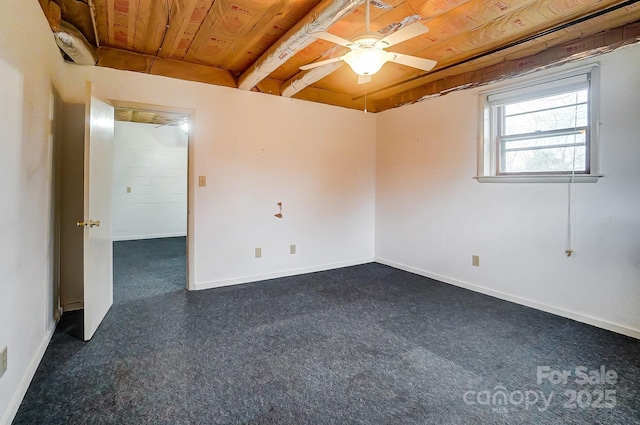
[475,64,603,183]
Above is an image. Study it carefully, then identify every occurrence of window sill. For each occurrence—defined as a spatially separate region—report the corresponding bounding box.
[474,174,604,183]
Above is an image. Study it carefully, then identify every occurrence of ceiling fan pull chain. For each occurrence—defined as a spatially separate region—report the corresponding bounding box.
[364,82,368,113]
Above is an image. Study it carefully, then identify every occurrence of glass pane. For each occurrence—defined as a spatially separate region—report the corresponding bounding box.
[505,89,588,115]
[504,103,587,135]
[502,145,586,173]
[504,132,585,150]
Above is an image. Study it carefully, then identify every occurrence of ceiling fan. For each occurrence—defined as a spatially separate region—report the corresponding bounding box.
[300,0,437,84]
[155,117,189,132]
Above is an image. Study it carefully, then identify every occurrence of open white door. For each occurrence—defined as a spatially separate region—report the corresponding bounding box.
[82,82,114,340]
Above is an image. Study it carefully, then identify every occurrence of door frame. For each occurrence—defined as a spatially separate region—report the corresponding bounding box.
[110,100,195,291]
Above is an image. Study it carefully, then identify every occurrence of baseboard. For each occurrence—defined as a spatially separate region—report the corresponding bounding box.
[62,301,84,312]
[1,324,56,425]
[376,258,640,340]
[112,233,186,242]
[195,257,375,291]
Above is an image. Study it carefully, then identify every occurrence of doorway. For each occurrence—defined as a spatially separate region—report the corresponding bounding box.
[111,107,190,304]
[57,98,194,339]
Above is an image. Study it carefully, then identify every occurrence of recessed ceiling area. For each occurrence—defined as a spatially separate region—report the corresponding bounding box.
[40,0,640,111]
[114,107,188,126]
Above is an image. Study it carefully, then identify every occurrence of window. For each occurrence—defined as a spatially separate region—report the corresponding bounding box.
[477,65,602,183]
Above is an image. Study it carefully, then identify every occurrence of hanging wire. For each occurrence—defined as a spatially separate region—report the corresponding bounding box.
[566,89,580,257]
[149,0,171,73]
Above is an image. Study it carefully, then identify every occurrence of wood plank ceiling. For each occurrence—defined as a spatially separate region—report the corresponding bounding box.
[41,0,640,112]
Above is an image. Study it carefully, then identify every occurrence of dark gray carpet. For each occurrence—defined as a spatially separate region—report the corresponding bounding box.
[13,260,640,424]
[113,237,186,303]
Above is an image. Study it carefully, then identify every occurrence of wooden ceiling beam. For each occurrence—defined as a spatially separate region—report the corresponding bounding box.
[281,62,345,97]
[294,85,376,112]
[375,21,640,111]
[237,0,364,91]
[97,46,237,87]
[367,4,640,101]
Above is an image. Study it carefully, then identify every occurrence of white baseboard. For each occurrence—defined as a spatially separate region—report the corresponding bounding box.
[62,301,84,312]
[1,324,57,425]
[195,257,375,291]
[112,232,186,241]
[376,258,640,340]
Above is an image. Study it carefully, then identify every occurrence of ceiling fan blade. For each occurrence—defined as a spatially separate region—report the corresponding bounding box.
[299,56,345,71]
[155,119,183,128]
[357,75,371,85]
[311,31,353,47]
[375,23,429,48]
[389,53,437,71]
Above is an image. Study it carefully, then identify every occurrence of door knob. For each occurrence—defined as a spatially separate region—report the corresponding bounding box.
[76,220,101,228]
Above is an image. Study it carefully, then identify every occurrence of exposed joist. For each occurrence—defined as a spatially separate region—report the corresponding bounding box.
[281,62,345,97]
[375,21,640,111]
[150,55,237,87]
[366,0,640,101]
[222,1,323,71]
[237,0,364,91]
[255,78,283,96]
[294,85,376,112]
[97,46,236,87]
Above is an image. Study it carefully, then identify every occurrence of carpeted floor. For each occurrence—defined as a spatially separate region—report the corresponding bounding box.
[112,237,187,304]
[13,247,640,424]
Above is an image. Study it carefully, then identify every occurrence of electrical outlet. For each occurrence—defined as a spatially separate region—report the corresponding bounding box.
[198,176,206,187]
[126,186,131,193]
[290,244,296,255]
[0,346,7,378]
[472,255,480,267]
[255,247,262,258]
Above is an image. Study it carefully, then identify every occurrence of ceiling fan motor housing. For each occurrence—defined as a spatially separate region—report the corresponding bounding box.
[351,31,384,47]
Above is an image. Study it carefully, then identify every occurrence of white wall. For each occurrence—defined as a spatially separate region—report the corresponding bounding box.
[0,0,64,423]
[112,122,188,241]
[376,44,640,337]
[2,2,637,423]
[61,65,377,290]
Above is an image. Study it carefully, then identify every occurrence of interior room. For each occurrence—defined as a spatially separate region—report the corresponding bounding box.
[1,0,639,424]
[111,114,189,302]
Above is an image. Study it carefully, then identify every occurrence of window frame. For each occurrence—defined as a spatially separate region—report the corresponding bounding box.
[476,64,603,183]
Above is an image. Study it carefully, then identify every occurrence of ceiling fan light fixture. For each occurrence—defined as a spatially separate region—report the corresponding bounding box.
[343,48,393,76]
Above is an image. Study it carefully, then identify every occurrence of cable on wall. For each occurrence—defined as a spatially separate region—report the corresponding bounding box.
[565,89,581,257]
[149,0,171,73]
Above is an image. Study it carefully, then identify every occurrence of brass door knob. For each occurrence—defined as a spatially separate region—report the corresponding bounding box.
[76,220,101,228]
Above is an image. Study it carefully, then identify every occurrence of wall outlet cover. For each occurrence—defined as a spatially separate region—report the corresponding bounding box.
[472,255,480,267]
[290,244,296,255]
[255,247,262,258]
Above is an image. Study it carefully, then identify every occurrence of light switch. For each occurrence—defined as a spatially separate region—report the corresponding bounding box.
[126,187,131,193]
[255,247,262,258]
[199,176,206,187]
